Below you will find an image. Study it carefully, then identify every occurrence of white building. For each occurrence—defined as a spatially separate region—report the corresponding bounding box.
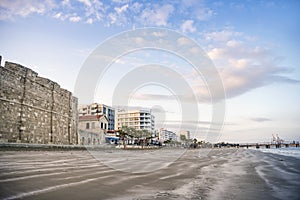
[115,109,155,133]
[78,115,108,145]
[159,128,178,142]
[78,103,115,130]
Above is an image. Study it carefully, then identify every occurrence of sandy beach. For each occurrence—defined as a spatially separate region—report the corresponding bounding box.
[0,148,299,200]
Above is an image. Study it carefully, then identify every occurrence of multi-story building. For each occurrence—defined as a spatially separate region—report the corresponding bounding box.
[115,109,155,133]
[159,128,178,142]
[179,130,191,140]
[78,103,115,130]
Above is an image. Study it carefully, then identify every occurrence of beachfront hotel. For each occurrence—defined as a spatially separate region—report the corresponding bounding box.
[115,108,155,133]
[78,103,115,131]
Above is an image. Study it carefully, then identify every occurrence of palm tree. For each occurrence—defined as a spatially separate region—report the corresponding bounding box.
[119,126,130,149]
[139,129,152,148]
[120,126,153,149]
[192,138,198,148]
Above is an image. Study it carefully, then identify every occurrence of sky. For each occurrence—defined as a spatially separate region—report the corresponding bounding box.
[1,0,300,143]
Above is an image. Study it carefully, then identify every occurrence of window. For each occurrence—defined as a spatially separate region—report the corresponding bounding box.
[86,123,90,129]
[101,122,103,129]
[92,122,95,129]
[104,123,107,130]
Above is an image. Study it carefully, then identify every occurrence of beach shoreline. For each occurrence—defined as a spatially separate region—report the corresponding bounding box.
[0,148,299,200]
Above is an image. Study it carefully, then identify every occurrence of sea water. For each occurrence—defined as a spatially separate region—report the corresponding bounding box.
[258,147,300,159]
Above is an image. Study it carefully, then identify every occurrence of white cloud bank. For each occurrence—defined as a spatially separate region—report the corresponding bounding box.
[1,1,298,102]
[0,0,55,20]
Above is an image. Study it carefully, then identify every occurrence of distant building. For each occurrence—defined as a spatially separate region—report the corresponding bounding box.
[179,130,191,140]
[159,128,178,142]
[78,103,115,130]
[115,109,155,133]
[78,115,108,145]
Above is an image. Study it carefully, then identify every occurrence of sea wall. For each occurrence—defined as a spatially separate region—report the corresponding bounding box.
[0,57,78,144]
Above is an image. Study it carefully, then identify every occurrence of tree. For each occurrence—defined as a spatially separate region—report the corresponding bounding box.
[120,126,138,149]
[191,138,198,148]
[120,126,152,148]
[119,127,127,149]
[137,129,152,148]
[180,134,187,141]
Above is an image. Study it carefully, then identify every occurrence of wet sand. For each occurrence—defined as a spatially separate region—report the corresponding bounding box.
[0,148,299,200]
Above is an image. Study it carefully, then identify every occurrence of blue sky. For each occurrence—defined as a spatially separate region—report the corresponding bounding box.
[1,0,300,143]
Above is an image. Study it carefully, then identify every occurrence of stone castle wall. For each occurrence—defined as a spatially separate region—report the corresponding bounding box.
[0,57,78,144]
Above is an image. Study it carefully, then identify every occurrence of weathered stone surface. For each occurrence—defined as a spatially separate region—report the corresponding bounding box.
[0,60,78,144]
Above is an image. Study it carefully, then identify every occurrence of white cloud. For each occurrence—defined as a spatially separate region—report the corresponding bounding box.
[77,0,91,7]
[69,16,81,22]
[109,4,130,26]
[86,18,93,24]
[196,7,213,21]
[0,0,55,20]
[181,0,214,21]
[205,30,243,42]
[181,20,196,33]
[108,13,117,24]
[152,31,166,38]
[177,37,192,46]
[53,12,62,19]
[187,29,300,101]
[62,0,70,7]
[0,1,213,28]
[207,48,225,59]
[114,4,128,14]
[140,4,174,26]
[228,59,249,69]
[207,39,298,98]
[131,2,143,13]
[226,39,242,48]
[112,0,130,3]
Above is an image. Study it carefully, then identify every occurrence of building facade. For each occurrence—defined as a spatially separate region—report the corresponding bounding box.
[115,109,155,133]
[78,115,108,145]
[78,103,115,130]
[159,128,178,142]
[179,130,191,140]
[0,59,78,144]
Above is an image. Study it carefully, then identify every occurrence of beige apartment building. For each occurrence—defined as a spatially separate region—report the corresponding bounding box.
[115,109,155,133]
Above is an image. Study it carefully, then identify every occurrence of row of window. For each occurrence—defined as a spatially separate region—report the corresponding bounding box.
[117,117,151,121]
[85,122,107,130]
